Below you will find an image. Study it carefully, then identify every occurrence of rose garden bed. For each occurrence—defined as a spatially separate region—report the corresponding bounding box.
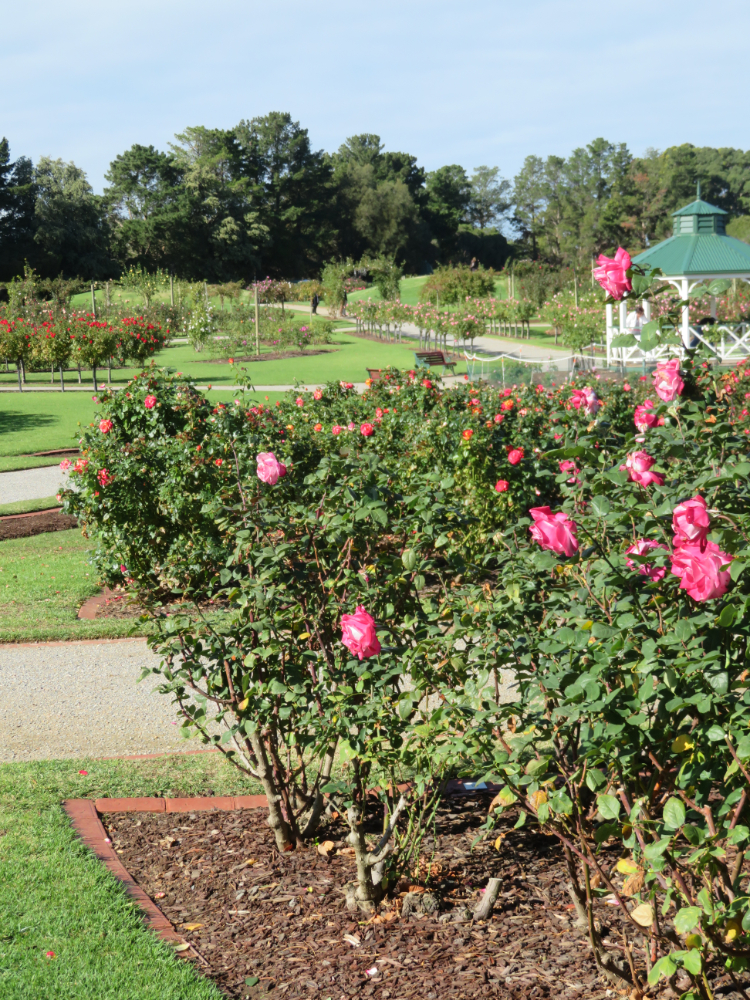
[66,792,622,1000]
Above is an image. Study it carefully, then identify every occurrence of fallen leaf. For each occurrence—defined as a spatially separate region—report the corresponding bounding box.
[590,872,602,889]
[317,840,335,857]
[244,858,256,866]
[494,834,505,851]
[173,943,191,952]
[154,892,166,899]
[622,872,645,896]
[182,923,203,931]
[337,847,355,856]
[343,933,361,947]
[245,976,260,987]
[630,903,654,927]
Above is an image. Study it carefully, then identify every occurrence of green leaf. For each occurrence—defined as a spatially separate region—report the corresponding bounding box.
[707,279,731,296]
[648,955,677,986]
[585,769,607,791]
[640,330,659,353]
[708,672,729,696]
[597,794,621,820]
[591,496,611,516]
[401,549,417,572]
[682,949,702,975]
[246,976,260,987]
[697,887,714,916]
[610,333,637,348]
[674,907,702,934]
[435,533,450,549]
[707,725,726,742]
[514,811,527,829]
[663,797,686,830]
[717,605,736,628]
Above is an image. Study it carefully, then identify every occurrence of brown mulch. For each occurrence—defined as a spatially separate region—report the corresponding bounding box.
[196,349,339,364]
[90,593,228,620]
[103,796,611,1000]
[0,509,77,541]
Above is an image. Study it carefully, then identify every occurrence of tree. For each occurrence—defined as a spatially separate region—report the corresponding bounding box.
[467,166,511,231]
[0,138,36,281]
[425,165,471,262]
[512,155,545,258]
[33,157,115,279]
[234,112,334,278]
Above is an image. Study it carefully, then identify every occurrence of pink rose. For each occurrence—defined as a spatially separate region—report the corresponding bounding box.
[144,395,157,409]
[672,495,710,545]
[570,387,600,415]
[620,451,664,487]
[593,247,632,300]
[296,397,304,407]
[59,459,72,471]
[652,358,684,403]
[529,506,578,556]
[97,468,112,487]
[495,479,509,492]
[332,424,342,435]
[625,539,668,581]
[256,451,286,485]
[634,401,659,432]
[507,447,524,465]
[340,606,381,660]
[348,422,356,432]
[313,389,323,400]
[360,422,374,437]
[558,459,579,483]
[671,541,732,602]
[99,419,113,434]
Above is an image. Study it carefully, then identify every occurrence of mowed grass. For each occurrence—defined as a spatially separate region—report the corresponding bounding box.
[346,274,509,307]
[0,529,139,642]
[0,389,287,461]
[0,330,446,391]
[0,754,260,1000]
[0,495,60,516]
[0,392,96,457]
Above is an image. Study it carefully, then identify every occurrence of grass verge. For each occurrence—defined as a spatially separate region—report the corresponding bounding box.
[0,528,142,642]
[0,496,60,517]
[0,754,261,1000]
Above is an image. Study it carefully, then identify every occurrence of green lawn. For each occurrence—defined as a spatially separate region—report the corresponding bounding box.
[346,274,509,306]
[0,390,286,460]
[0,392,96,457]
[0,754,260,1000]
[0,495,60,517]
[0,529,139,642]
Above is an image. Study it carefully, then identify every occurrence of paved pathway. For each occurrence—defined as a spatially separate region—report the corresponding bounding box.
[0,464,72,504]
[0,638,208,761]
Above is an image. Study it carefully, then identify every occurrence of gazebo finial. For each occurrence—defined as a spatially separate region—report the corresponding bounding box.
[697,180,701,199]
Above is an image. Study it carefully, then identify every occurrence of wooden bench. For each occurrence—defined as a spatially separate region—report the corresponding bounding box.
[413,350,457,374]
[366,368,384,381]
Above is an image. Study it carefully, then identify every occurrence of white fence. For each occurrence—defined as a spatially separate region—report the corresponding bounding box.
[606,322,750,367]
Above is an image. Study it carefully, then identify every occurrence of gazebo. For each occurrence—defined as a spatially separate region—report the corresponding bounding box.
[606,186,750,366]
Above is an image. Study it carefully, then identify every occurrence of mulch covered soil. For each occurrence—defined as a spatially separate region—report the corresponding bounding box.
[0,509,77,541]
[103,796,617,1000]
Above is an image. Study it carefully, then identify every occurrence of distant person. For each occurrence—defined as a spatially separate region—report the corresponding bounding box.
[341,290,348,317]
[626,304,645,339]
[312,292,319,315]
[469,257,478,272]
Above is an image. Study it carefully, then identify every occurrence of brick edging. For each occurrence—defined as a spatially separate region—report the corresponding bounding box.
[63,794,269,959]
[0,507,63,522]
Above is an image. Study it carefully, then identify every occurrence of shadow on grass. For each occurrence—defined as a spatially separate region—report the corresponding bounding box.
[0,410,56,438]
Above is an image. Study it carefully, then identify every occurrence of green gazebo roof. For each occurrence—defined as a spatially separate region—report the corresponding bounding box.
[632,192,750,277]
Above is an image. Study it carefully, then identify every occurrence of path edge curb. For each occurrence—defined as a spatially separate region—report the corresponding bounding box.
[63,795,269,961]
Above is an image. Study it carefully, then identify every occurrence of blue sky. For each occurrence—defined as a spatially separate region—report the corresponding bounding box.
[2,0,748,191]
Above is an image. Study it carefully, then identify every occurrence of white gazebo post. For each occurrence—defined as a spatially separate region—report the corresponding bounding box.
[605,302,614,366]
[643,299,651,323]
[680,277,691,349]
[619,301,628,356]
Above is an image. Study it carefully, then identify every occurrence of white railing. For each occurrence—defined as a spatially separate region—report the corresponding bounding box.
[607,323,750,366]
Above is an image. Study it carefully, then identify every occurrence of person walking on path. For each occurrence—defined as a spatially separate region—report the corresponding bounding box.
[311,292,319,315]
[341,290,348,318]
[626,304,646,340]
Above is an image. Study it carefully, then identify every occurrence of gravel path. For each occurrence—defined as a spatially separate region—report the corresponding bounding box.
[0,638,206,761]
[0,464,71,504]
